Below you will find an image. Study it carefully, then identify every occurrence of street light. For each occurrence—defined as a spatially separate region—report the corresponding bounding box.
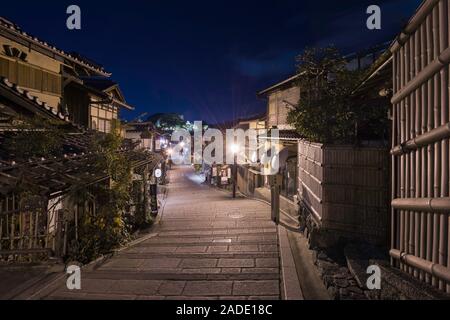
[230,143,239,154]
[230,143,239,199]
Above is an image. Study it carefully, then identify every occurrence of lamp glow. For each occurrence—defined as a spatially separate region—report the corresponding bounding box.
[230,143,239,154]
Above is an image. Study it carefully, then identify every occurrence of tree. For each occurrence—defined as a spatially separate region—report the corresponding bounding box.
[147,113,187,132]
[287,47,364,143]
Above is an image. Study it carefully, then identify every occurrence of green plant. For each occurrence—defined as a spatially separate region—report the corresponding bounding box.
[66,123,134,263]
[4,117,65,159]
[287,47,365,143]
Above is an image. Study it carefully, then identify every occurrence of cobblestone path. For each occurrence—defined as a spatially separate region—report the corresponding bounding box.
[42,165,281,300]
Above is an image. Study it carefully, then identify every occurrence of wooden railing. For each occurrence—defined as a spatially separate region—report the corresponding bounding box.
[0,194,61,261]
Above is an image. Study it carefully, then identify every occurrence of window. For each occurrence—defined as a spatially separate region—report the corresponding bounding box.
[0,57,61,95]
[90,105,116,133]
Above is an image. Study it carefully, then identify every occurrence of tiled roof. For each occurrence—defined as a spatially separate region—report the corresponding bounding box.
[0,17,110,76]
[0,77,68,121]
[0,149,162,196]
[257,74,302,97]
[0,77,88,130]
[125,122,156,132]
[81,77,118,92]
[0,129,159,195]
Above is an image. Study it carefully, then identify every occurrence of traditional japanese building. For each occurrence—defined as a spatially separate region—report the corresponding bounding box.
[0,17,163,263]
[0,17,133,132]
[257,76,302,200]
[123,121,161,151]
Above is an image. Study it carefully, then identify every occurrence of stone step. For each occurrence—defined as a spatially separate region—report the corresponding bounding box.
[82,270,280,281]
[156,226,276,233]
[135,240,276,247]
[44,278,280,300]
[155,231,278,238]
[157,225,277,232]
[118,252,279,259]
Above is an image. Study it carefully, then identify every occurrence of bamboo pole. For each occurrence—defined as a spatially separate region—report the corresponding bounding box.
[419,22,427,281]
[390,249,450,283]
[432,5,441,288]
[396,51,403,258]
[400,45,406,271]
[438,0,449,292]
[405,39,412,274]
[426,14,434,285]
[448,0,450,293]
[407,37,415,275]
[414,28,421,279]
[391,52,398,267]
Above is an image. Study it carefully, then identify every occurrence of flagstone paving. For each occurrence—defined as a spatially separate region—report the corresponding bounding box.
[41,165,281,300]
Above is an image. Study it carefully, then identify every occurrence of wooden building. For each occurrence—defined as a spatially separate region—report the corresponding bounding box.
[257,76,302,201]
[0,17,163,262]
[124,121,160,151]
[0,17,133,132]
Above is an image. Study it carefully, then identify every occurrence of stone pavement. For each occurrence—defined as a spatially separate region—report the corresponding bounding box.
[38,165,281,300]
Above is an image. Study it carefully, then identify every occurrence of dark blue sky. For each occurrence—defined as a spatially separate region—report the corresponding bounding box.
[2,0,422,123]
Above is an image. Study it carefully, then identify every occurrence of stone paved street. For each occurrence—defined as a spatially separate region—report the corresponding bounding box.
[41,165,281,300]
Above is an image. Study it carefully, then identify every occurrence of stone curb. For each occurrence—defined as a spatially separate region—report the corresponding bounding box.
[278,226,304,300]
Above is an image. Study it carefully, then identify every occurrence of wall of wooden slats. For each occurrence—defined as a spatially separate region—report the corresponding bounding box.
[298,140,389,242]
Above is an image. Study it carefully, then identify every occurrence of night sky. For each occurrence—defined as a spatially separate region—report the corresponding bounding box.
[2,0,422,124]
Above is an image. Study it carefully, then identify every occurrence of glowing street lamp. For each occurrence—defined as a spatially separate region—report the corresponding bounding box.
[230,143,239,154]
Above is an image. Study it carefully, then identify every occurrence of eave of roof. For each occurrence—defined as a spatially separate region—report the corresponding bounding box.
[257,73,302,97]
[258,130,303,141]
[73,81,134,110]
[0,77,87,131]
[0,149,163,196]
[0,17,111,77]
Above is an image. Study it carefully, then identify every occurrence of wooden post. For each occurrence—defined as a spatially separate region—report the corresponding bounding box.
[233,155,237,198]
[54,210,63,258]
[270,174,282,224]
[216,164,221,188]
[143,166,150,222]
[149,171,158,218]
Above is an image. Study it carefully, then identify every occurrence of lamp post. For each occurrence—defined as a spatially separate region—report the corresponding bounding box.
[231,143,239,198]
[167,148,173,170]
